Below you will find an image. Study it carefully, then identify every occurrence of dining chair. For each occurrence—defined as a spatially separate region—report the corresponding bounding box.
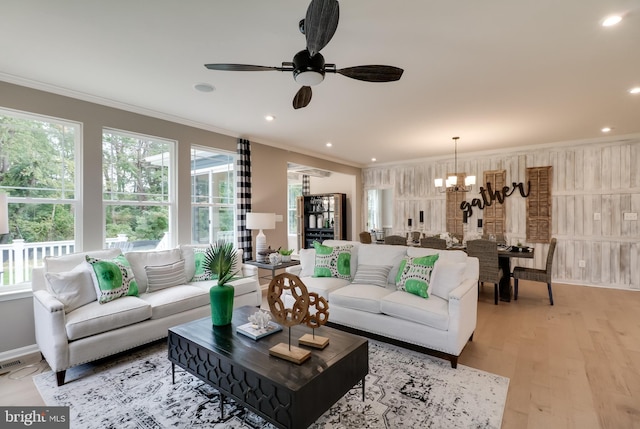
[512,238,557,305]
[359,231,372,244]
[419,236,447,249]
[384,235,407,246]
[466,239,503,305]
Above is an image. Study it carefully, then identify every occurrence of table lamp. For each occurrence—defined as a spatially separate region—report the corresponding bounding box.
[246,212,276,262]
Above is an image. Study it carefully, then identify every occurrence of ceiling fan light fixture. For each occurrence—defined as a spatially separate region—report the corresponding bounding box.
[295,70,325,86]
[293,49,326,86]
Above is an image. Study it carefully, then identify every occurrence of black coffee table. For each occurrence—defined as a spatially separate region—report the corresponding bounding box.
[168,306,368,429]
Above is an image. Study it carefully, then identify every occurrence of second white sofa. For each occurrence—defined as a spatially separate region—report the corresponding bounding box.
[286,240,479,367]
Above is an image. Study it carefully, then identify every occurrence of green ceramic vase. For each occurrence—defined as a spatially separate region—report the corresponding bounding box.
[209,284,234,326]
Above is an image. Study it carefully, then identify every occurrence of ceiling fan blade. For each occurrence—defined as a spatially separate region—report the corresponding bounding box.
[305,0,340,56]
[336,65,404,82]
[204,64,280,71]
[293,86,312,109]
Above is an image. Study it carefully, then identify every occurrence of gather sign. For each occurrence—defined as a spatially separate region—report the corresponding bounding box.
[460,181,530,217]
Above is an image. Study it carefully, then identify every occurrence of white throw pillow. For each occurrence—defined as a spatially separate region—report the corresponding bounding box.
[430,261,467,300]
[298,248,316,277]
[45,264,97,312]
[145,259,187,292]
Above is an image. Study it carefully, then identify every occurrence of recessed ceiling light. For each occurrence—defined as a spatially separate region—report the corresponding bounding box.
[194,83,215,92]
[326,142,332,147]
[371,158,377,162]
[630,87,640,94]
[265,115,275,121]
[602,15,622,27]
[601,127,612,133]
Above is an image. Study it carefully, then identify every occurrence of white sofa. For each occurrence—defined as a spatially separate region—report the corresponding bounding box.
[32,246,260,385]
[286,240,479,367]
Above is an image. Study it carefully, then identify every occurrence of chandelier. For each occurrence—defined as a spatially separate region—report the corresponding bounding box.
[434,137,476,193]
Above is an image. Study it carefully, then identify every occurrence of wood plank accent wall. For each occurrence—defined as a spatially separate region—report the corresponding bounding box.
[362,138,640,290]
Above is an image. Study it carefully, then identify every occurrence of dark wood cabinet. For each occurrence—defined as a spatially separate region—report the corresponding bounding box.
[297,193,347,249]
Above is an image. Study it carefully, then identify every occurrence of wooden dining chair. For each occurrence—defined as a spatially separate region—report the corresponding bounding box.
[359,231,372,244]
[512,238,557,305]
[419,236,447,249]
[466,239,503,305]
[384,235,407,246]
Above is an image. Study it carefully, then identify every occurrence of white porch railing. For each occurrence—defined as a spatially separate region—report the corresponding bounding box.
[0,236,130,285]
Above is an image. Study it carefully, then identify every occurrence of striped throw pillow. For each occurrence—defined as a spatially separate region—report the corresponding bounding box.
[145,259,187,292]
[352,265,393,287]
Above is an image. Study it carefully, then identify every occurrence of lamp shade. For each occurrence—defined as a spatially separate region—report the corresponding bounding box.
[245,213,276,231]
[0,193,8,235]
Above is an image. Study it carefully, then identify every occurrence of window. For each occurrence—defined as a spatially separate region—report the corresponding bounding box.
[102,130,174,251]
[190,148,236,244]
[288,183,302,235]
[0,109,79,287]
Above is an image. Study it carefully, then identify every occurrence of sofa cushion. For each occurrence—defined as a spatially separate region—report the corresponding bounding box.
[430,261,467,300]
[313,242,352,280]
[138,285,208,319]
[44,264,96,313]
[191,276,258,298]
[125,248,182,293]
[357,244,408,284]
[86,255,139,303]
[145,259,187,292]
[65,297,151,341]
[395,255,439,298]
[180,245,243,282]
[329,284,394,314]
[45,248,122,274]
[380,291,449,331]
[291,276,351,301]
[352,264,393,287]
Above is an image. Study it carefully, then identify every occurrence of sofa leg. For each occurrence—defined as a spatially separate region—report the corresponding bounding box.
[56,370,66,386]
[450,356,458,369]
[469,332,474,342]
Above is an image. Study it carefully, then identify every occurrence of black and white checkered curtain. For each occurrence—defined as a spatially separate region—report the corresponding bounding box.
[302,174,310,195]
[236,139,252,261]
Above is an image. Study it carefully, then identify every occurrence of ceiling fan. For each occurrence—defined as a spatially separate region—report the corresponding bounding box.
[204,0,404,109]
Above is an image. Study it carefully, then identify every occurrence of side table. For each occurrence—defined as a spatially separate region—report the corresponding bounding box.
[245,259,301,284]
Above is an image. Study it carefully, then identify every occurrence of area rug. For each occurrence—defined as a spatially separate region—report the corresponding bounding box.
[34,341,508,428]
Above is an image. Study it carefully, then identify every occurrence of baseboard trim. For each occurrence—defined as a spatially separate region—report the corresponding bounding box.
[0,344,40,374]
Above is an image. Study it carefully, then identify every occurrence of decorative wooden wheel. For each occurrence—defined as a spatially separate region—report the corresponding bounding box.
[304,292,329,329]
[267,273,309,327]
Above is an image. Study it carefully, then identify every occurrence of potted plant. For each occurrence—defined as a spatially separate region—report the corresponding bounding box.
[279,248,294,263]
[204,240,239,326]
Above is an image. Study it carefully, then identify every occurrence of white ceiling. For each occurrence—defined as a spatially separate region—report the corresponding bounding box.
[1,0,639,167]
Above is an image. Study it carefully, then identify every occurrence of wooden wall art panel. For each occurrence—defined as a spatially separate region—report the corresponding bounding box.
[526,166,552,243]
[483,170,507,240]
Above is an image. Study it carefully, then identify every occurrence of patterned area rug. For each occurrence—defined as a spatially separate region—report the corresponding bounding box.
[34,340,508,428]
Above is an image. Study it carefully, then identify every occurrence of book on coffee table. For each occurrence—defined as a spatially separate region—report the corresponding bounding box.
[236,321,282,340]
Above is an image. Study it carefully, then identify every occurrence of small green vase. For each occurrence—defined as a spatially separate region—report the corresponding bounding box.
[209,284,234,326]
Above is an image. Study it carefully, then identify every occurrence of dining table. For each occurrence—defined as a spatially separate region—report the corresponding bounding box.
[497,246,534,301]
[447,244,535,302]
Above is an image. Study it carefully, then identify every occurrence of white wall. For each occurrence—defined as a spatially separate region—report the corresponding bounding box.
[363,138,640,290]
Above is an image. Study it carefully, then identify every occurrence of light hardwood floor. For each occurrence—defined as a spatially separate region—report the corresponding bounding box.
[1,281,639,428]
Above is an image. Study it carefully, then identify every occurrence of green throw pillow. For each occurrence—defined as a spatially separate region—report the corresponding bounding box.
[395,254,439,298]
[192,248,211,282]
[312,242,352,280]
[86,255,139,303]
